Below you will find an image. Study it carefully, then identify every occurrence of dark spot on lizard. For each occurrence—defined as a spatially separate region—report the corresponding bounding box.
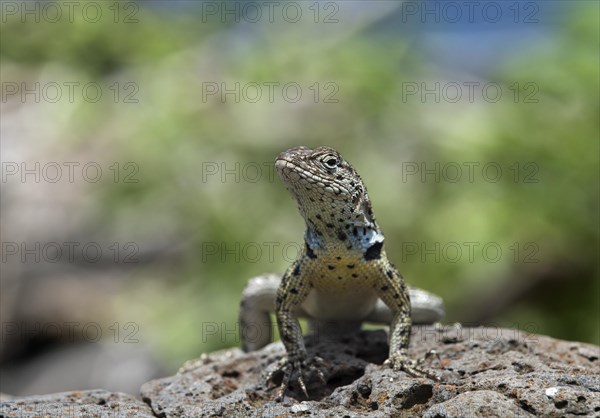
[337,231,347,241]
[380,285,389,292]
[309,197,315,202]
[336,256,341,260]
[293,264,301,276]
[315,214,322,220]
[336,175,343,180]
[305,242,317,259]
[386,270,393,279]
[393,293,400,299]
[337,276,342,280]
[290,288,299,294]
[352,227,358,237]
[352,273,358,278]
[326,223,334,229]
[328,265,335,270]
[347,264,355,269]
[364,241,383,261]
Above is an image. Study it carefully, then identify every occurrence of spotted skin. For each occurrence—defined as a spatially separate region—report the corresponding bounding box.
[241,146,441,399]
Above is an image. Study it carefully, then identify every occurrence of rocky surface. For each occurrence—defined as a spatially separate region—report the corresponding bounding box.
[139,326,600,417]
[0,389,155,417]
[2,327,599,417]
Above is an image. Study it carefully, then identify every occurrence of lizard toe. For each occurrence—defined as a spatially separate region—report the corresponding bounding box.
[385,353,440,381]
[267,355,328,399]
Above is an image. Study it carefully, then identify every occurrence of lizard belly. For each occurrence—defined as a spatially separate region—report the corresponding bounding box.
[302,283,378,321]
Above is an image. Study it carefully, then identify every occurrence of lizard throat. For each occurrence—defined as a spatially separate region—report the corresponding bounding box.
[304,217,384,256]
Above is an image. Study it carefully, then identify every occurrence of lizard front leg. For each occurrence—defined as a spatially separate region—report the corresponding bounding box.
[374,260,438,380]
[267,260,326,399]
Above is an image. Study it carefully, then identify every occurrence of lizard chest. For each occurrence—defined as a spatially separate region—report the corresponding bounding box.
[298,256,380,320]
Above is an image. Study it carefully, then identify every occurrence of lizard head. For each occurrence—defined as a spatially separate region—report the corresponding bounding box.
[275,146,380,249]
[275,146,361,202]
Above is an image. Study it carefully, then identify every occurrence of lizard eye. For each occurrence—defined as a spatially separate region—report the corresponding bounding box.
[323,155,339,169]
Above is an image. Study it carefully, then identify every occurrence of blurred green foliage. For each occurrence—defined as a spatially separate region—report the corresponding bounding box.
[2,2,597,368]
[0,3,220,76]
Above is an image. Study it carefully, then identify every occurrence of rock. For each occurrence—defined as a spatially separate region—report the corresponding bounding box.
[1,327,597,417]
[139,326,600,417]
[0,389,155,417]
[423,390,535,417]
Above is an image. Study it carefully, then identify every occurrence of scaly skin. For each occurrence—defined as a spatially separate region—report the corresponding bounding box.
[240,146,441,399]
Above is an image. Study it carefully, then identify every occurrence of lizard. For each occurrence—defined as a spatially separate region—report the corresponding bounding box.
[239,146,445,399]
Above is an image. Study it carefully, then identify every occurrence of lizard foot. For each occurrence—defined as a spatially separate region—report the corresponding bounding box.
[267,355,327,400]
[384,351,440,381]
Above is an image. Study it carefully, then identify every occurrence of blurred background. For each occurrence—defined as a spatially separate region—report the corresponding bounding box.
[1,0,598,397]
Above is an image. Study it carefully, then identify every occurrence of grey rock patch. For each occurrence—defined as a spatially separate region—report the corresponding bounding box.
[0,389,155,418]
[3,327,597,417]
[140,326,599,417]
[423,389,535,418]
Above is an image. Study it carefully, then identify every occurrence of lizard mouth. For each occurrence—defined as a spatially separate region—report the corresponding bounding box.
[275,158,349,196]
[275,158,312,181]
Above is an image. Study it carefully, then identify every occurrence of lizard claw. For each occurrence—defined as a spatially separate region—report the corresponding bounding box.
[384,352,440,381]
[418,349,440,366]
[267,355,328,400]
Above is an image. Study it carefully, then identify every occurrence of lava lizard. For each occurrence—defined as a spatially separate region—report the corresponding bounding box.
[239,146,445,398]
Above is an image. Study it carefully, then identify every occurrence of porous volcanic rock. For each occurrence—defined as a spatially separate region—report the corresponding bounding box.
[0,389,155,417]
[140,326,600,417]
